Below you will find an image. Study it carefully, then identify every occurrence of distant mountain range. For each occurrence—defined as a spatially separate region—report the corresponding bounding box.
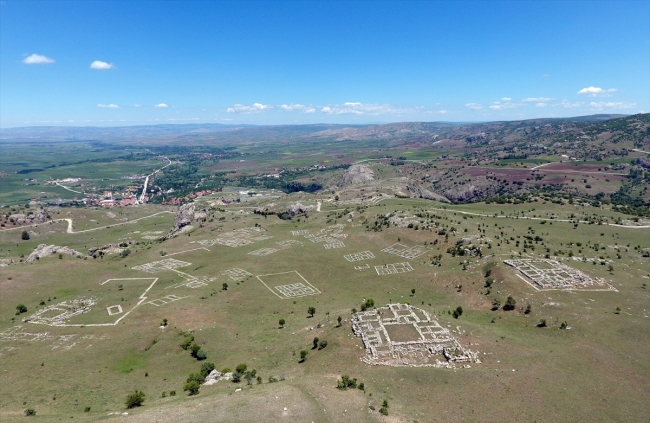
[0,114,629,142]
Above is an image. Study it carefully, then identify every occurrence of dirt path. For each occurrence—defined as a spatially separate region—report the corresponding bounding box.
[53,181,83,194]
[0,211,175,234]
[421,207,650,229]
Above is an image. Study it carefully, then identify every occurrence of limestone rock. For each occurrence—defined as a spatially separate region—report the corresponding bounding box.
[405,185,451,203]
[167,202,209,238]
[286,203,314,216]
[8,209,49,226]
[26,244,84,262]
[339,164,375,187]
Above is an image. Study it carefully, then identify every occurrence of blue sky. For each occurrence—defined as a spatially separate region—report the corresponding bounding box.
[1,0,648,127]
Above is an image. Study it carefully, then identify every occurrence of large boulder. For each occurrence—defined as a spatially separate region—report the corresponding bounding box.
[26,244,84,262]
[339,164,375,187]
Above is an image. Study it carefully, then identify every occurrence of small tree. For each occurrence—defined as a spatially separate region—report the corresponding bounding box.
[21,230,30,240]
[125,390,145,408]
[222,282,228,291]
[560,321,568,330]
[307,306,316,318]
[615,307,621,314]
[379,399,389,415]
[16,304,27,314]
[279,318,285,328]
[337,316,342,327]
[491,298,501,311]
[538,319,547,328]
[235,363,248,374]
[121,248,131,258]
[319,340,328,350]
[411,288,416,296]
[503,296,516,311]
[299,350,308,362]
[452,306,463,319]
[525,304,532,314]
[184,380,200,396]
[312,337,319,349]
[190,343,201,357]
[24,408,36,416]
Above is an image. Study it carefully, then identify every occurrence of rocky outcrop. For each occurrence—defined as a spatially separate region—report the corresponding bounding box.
[167,202,209,238]
[405,185,451,203]
[443,185,483,202]
[286,203,314,216]
[0,258,14,267]
[88,241,133,255]
[339,164,375,187]
[8,209,49,226]
[637,157,650,169]
[26,244,84,262]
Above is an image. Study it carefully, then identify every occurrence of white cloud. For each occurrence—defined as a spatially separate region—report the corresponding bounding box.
[489,100,519,110]
[536,103,547,108]
[22,53,55,64]
[133,104,142,107]
[522,97,552,102]
[540,74,550,78]
[154,103,169,108]
[319,102,420,115]
[97,103,119,108]
[501,97,512,101]
[465,103,483,110]
[280,103,315,113]
[437,110,448,114]
[226,103,272,113]
[577,86,617,97]
[588,101,636,111]
[90,60,115,70]
[555,100,584,108]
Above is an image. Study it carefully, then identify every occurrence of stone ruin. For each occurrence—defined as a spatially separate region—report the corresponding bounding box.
[504,259,615,290]
[352,303,479,368]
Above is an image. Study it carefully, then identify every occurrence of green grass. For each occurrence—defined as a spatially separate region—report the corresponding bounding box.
[0,187,648,422]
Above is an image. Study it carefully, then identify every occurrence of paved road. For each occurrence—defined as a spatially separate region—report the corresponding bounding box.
[140,157,173,203]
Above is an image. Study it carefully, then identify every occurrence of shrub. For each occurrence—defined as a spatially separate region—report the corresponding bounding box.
[195,349,207,360]
[337,374,358,389]
[452,306,463,319]
[184,380,200,396]
[189,343,201,357]
[180,335,194,350]
[299,350,308,362]
[21,230,30,240]
[16,304,27,314]
[121,248,131,258]
[279,318,285,328]
[538,319,547,328]
[503,296,516,311]
[235,363,248,374]
[84,406,91,412]
[319,340,328,350]
[125,390,145,408]
[200,362,215,377]
[169,390,176,396]
[24,408,36,416]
